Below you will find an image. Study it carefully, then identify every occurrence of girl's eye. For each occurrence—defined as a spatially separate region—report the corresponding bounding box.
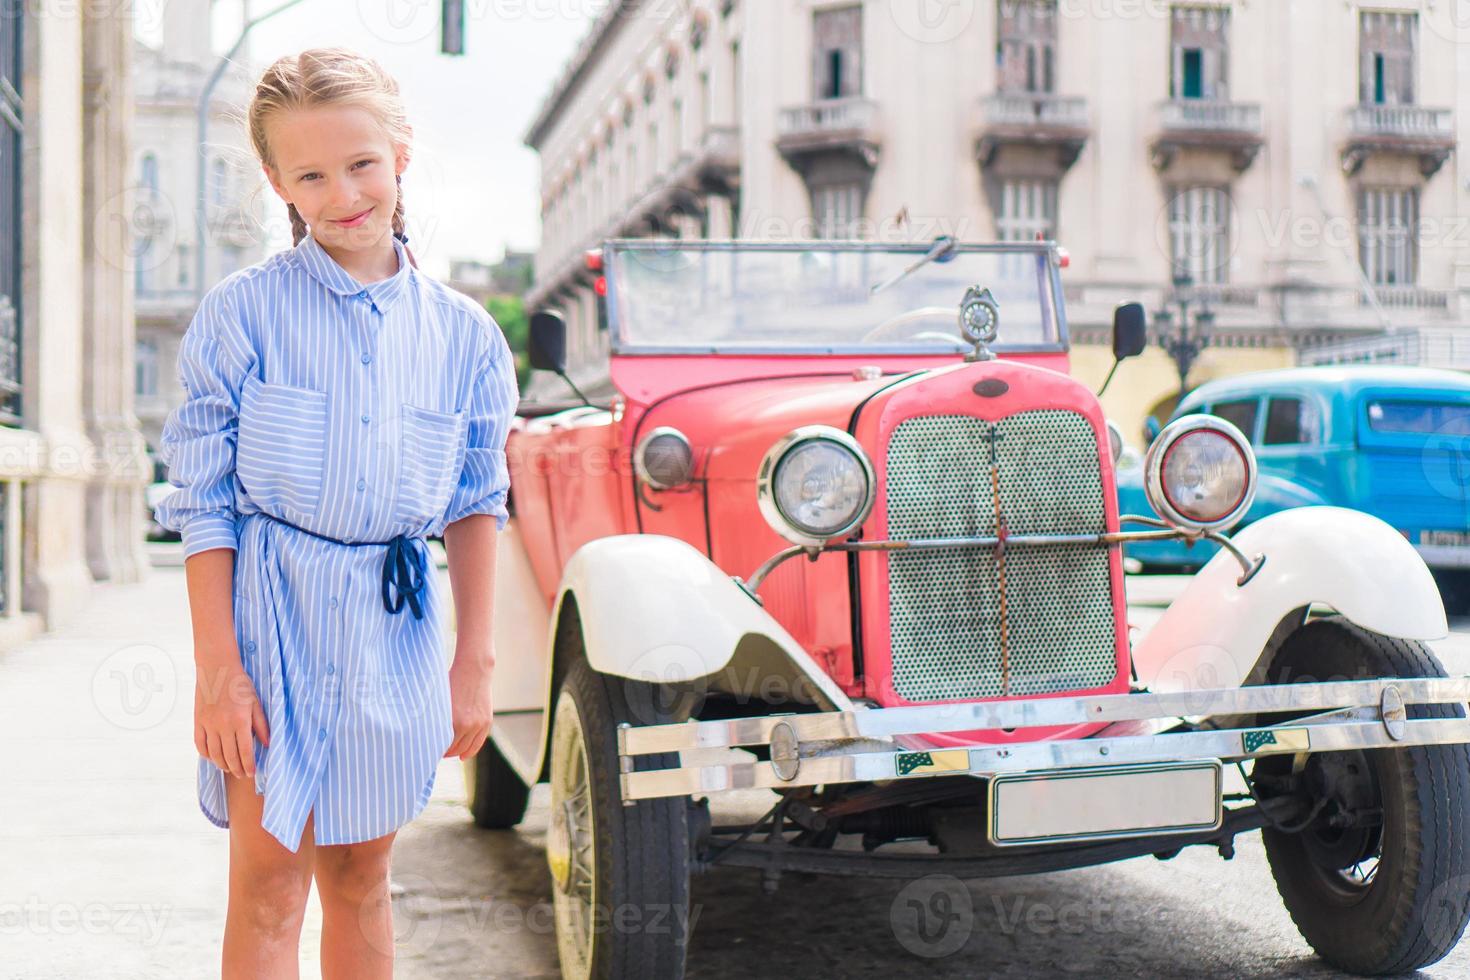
[353,159,373,170]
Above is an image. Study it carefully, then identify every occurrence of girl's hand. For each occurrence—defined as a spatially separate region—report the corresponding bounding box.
[445,646,493,760]
[194,650,270,780]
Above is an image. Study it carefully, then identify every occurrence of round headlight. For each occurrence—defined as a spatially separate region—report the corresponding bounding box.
[757,426,875,547]
[634,427,694,490]
[1143,415,1256,531]
[1105,419,1124,465]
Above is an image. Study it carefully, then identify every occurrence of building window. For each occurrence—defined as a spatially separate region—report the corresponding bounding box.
[177,245,190,289]
[1167,186,1230,285]
[813,182,862,239]
[1359,11,1415,105]
[135,338,159,398]
[730,41,742,120]
[996,178,1057,242]
[1358,187,1418,286]
[140,153,159,194]
[813,5,862,100]
[1170,5,1229,100]
[210,157,228,206]
[0,0,24,426]
[997,0,1056,94]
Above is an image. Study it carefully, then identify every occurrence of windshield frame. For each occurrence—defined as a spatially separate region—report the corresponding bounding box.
[601,239,1071,357]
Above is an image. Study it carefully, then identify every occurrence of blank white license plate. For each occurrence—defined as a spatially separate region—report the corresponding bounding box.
[988,761,1223,846]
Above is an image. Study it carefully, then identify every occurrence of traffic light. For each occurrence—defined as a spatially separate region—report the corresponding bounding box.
[442,0,465,55]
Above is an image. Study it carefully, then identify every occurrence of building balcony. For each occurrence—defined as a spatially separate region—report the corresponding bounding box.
[1341,104,1454,177]
[975,92,1089,174]
[776,97,881,170]
[134,288,199,321]
[1149,99,1264,172]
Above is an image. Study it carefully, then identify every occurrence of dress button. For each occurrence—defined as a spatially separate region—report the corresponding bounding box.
[361,353,371,364]
[318,728,327,740]
[361,413,370,424]
[326,664,335,676]
[245,640,256,653]
[329,596,339,609]
[356,478,367,491]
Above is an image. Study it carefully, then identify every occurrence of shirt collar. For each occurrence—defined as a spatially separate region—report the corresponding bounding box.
[294,228,412,314]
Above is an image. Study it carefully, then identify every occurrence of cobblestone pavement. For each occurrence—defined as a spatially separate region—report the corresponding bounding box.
[2,550,1468,978]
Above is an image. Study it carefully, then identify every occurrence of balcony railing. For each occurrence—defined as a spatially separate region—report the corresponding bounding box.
[1157,99,1262,134]
[980,92,1089,130]
[1347,104,1453,139]
[778,96,879,139]
[1301,327,1470,368]
[1361,284,1451,311]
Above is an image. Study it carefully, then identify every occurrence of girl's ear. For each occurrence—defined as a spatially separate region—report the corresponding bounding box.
[394,144,411,177]
[263,164,291,205]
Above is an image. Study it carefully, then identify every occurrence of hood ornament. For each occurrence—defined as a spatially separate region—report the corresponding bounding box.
[959,285,1000,362]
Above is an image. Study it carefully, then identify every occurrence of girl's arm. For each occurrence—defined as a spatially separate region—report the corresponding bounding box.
[156,286,266,779]
[440,316,519,760]
[444,513,499,666]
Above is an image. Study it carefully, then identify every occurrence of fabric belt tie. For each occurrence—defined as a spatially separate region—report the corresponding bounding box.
[255,512,428,620]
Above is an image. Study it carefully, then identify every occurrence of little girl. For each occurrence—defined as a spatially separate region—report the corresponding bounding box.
[155,47,519,978]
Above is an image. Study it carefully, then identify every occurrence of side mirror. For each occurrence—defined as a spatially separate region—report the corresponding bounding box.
[529,310,567,374]
[1144,415,1162,444]
[1112,302,1147,360]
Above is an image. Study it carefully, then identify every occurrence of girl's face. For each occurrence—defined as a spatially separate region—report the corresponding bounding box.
[263,104,408,252]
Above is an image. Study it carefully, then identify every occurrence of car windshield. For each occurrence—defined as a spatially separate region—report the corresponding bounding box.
[606,242,1063,353]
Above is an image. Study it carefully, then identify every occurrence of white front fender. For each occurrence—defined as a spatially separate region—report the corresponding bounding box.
[554,535,847,708]
[1133,506,1448,694]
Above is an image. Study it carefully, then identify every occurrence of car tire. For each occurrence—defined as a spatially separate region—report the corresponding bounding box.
[1255,616,1470,976]
[464,737,531,830]
[547,659,691,980]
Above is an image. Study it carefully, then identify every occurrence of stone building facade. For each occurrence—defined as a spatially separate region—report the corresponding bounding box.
[524,0,1470,438]
[2,1,149,645]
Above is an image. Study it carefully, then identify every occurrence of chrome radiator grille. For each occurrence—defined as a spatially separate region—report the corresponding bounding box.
[883,411,1117,703]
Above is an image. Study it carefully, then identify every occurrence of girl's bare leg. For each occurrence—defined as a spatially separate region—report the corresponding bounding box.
[314,830,398,980]
[221,772,316,979]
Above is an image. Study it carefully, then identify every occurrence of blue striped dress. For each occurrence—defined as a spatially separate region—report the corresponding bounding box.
[156,230,520,853]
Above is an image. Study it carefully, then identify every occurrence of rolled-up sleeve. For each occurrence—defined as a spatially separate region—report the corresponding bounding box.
[154,286,252,559]
[440,314,520,533]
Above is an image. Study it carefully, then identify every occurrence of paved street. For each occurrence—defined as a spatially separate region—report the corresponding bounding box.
[2,551,1469,978]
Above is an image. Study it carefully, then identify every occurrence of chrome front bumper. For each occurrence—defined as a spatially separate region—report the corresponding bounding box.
[616,677,1470,802]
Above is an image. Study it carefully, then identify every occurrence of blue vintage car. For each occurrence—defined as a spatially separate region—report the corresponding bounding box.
[1117,365,1470,597]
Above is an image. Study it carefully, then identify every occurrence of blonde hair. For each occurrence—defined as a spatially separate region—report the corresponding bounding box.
[248,47,418,266]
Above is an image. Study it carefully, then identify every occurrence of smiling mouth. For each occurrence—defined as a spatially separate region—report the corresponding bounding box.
[332,208,373,224]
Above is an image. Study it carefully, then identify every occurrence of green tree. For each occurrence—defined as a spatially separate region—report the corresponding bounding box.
[485,295,530,393]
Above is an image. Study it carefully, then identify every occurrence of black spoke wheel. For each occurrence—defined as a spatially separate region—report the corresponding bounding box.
[547,659,691,980]
[1254,615,1470,976]
[464,737,531,830]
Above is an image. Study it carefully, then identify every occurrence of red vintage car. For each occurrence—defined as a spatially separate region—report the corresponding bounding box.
[468,239,1470,980]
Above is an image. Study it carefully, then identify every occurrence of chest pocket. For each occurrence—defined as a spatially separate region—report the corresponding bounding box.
[394,402,467,526]
[235,374,330,523]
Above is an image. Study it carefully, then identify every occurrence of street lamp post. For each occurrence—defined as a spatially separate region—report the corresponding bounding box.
[1154,272,1215,402]
[194,0,308,303]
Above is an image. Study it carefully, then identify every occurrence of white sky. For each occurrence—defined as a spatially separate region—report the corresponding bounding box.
[136,1,592,279]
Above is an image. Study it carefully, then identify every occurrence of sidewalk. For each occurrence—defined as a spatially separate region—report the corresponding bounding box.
[0,544,559,980]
